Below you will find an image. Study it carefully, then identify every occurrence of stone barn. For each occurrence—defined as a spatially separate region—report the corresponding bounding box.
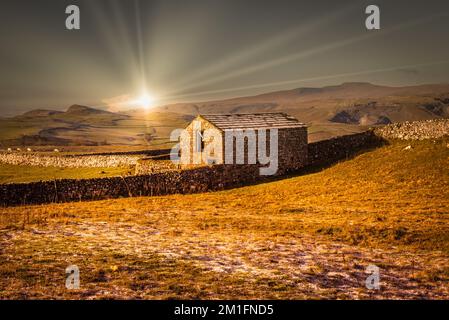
[179,113,308,175]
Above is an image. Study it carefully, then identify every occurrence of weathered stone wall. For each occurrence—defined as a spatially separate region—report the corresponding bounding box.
[0,165,261,207]
[308,130,383,167]
[74,149,172,157]
[0,148,172,168]
[374,119,449,140]
[134,159,179,174]
[0,153,140,168]
[278,127,308,172]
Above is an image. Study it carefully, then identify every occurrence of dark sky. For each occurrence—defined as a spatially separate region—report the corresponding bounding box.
[1,0,449,115]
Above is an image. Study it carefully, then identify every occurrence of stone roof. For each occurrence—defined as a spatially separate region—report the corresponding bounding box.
[200,113,306,130]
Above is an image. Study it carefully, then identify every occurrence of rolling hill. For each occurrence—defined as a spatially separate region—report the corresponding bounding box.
[0,105,183,147]
[1,82,448,147]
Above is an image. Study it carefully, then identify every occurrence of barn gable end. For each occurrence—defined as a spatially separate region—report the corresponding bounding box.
[180,113,308,174]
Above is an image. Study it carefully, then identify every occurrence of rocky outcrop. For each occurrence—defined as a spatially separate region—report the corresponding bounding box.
[330,108,392,125]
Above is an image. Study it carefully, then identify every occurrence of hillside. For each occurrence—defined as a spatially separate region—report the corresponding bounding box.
[0,105,178,147]
[0,138,448,299]
[13,105,126,124]
[1,83,448,147]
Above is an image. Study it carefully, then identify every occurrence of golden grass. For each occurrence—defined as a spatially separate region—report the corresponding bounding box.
[0,138,448,299]
[0,164,133,184]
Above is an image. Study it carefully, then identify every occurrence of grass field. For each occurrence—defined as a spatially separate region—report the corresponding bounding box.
[0,164,133,184]
[0,139,448,299]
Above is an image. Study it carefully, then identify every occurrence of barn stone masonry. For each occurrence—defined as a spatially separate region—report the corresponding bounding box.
[179,113,308,175]
[180,115,224,165]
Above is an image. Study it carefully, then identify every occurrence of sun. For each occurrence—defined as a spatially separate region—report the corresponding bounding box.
[136,92,155,109]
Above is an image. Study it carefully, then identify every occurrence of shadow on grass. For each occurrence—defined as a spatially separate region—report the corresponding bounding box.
[237,137,389,188]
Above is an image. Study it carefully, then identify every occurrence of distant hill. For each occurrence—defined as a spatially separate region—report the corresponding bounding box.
[64,104,110,115]
[151,82,449,123]
[1,83,448,146]
[0,105,135,147]
[17,109,64,118]
[147,82,449,141]
[0,104,187,147]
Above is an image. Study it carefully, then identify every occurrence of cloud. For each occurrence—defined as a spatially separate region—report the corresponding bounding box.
[101,94,132,112]
[397,68,419,75]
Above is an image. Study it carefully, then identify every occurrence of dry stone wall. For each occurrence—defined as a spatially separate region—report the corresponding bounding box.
[308,131,383,167]
[0,153,140,168]
[278,127,308,172]
[0,131,384,207]
[0,149,172,168]
[0,164,261,207]
[135,159,179,174]
[374,119,449,140]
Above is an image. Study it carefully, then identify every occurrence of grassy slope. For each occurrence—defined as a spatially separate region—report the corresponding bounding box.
[0,164,133,184]
[0,139,448,299]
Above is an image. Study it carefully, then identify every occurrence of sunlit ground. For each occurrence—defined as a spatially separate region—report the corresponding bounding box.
[0,139,448,299]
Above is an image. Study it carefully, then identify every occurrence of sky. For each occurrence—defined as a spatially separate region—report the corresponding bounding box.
[1,0,449,116]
